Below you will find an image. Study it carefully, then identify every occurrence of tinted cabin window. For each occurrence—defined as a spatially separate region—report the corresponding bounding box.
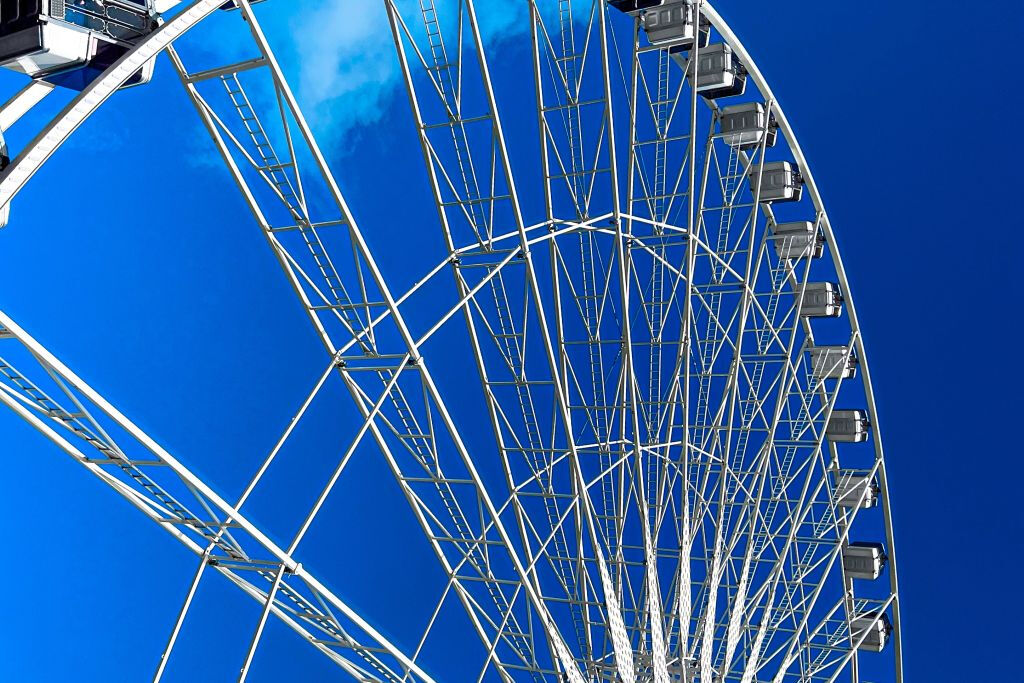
[0,1,42,33]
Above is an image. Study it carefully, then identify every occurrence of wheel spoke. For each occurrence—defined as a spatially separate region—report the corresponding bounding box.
[0,1,901,681]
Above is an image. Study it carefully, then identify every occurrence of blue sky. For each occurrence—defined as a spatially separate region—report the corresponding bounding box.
[0,1,1020,680]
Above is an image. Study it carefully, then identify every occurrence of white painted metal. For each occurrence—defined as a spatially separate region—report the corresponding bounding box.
[0,309,435,682]
[0,1,901,681]
[0,81,55,133]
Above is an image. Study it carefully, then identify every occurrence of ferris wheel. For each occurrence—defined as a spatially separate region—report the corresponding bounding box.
[0,1,902,681]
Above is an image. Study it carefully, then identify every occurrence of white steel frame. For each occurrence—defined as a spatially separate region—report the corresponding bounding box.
[0,1,901,682]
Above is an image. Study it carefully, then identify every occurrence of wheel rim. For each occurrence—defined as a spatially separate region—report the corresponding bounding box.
[0,2,900,681]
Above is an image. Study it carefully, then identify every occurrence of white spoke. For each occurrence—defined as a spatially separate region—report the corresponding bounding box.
[0,1,900,681]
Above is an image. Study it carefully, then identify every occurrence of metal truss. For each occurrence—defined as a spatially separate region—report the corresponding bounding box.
[170,3,585,680]
[377,1,902,682]
[0,310,429,682]
[0,1,901,682]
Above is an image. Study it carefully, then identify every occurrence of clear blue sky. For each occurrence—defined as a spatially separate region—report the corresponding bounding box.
[0,1,1018,680]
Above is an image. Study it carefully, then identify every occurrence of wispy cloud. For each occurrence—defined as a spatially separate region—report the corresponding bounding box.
[179,1,592,157]
[284,0,551,148]
[288,1,402,140]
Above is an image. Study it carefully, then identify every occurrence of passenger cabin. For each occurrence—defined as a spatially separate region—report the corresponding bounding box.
[809,345,857,379]
[800,282,843,318]
[748,160,803,203]
[772,221,822,260]
[835,472,879,509]
[674,42,746,99]
[843,542,887,580]
[851,612,893,653]
[826,409,871,443]
[719,102,777,149]
[0,0,158,91]
[642,2,709,49]
[609,0,667,15]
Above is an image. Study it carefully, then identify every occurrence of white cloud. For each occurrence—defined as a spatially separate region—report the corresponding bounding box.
[288,1,402,140]
[178,1,595,156]
[282,0,565,147]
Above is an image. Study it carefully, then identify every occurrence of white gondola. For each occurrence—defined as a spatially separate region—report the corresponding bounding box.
[809,345,857,379]
[674,42,746,99]
[800,282,843,318]
[826,409,871,443]
[641,1,709,48]
[851,612,893,652]
[0,0,157,90]
[748,160,803,203]
[843,542,888,580]
[719,102,776,149]
[834,472,880,509]
[772,220,823,259]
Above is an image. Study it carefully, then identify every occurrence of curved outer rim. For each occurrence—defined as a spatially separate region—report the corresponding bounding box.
[0,0,226,210]
[0,0,903,679]
[702,2,903,679]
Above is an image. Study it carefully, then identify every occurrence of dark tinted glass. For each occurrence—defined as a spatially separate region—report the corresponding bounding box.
[0,0,43,33]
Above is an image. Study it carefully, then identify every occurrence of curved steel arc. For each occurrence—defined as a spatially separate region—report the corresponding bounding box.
[383,2,598,679]
[171,2,587,679]
[0,0,226,212]
[0,309,433,682]
[701,5,903,678]
[0,0,900,680]
[384,0,899,679]
[0,0,579,676]
[0,2,444,676]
